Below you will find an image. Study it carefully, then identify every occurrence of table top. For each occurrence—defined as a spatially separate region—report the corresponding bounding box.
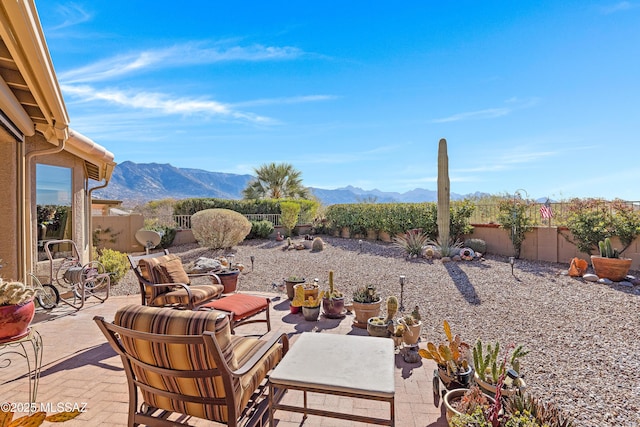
[269,332,395,397]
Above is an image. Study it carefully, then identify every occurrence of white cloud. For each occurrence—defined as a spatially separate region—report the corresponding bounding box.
[49,3,92,30]
[231,95,338,108]
[59,42,304,83]
[600,1,638,14]
[431,97,540,123]
[61,84,273,124]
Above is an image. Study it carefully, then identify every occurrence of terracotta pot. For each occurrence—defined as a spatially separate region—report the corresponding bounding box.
[403,321,422,345]
[352,299,382,328]
[366,229,378,241]
[216,269,240,293]
[340,227,350,239]
[289,304,300,314]
[0,299,36,341]
[302,306,321,321]
[284,278,306,300]
[474,371,527,398]
[322,297,345,318]
[367,317,390,337]
[591,256,632,282]
[378,231,392,242]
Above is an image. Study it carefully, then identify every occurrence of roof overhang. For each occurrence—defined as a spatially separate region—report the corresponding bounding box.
[68,129,116,182]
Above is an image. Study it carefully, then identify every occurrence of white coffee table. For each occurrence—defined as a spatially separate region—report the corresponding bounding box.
[268,332,395,426]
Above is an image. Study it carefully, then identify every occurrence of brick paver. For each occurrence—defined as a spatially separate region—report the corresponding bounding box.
[1,294,448,426]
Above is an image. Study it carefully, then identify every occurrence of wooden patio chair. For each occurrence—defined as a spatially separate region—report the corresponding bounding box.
[128,251,224,310]
[94,304,288,427]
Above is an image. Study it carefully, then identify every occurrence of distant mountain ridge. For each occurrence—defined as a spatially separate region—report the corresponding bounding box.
[93,161,479,206]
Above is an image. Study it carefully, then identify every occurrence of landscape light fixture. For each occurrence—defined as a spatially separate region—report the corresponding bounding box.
[359,239,363,252]
[250,255,255,271]
[509,257,515,276]
[399,275,406,311]
[227,254,235,268]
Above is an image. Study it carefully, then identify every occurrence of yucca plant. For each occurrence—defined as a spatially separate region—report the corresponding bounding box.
[392,231,429,257]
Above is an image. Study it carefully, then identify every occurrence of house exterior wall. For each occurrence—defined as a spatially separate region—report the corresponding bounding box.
[0,128,19,280]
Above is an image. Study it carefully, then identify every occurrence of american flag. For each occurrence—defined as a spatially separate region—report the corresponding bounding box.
[540,200,553,219]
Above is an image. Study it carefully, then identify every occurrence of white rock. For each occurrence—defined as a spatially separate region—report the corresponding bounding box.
[598,278,613,285]
[583,274,599,282]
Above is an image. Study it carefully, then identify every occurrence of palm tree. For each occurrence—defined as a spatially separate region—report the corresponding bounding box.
[242,162,310,199]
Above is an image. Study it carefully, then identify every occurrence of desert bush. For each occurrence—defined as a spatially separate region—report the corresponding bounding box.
[191,208,251,249]
[247,220,274,239]
[280,201,301,236]
[463,238,486,254]
[146,225,177,248]
[96,248,129,285]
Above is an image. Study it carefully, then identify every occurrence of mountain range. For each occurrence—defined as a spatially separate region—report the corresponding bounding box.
[93,161,477,206]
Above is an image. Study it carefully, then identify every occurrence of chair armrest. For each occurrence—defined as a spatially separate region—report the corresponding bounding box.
[202,331,289,378]
[231,332,289,377]
[188,272,222,285]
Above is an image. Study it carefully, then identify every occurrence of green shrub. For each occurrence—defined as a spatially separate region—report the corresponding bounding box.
[248,220,274,239]
[146,225,177,248]
[280,201,301,236]
[463,238,486,254]
[191,208,251,249]
[96,248,129,285]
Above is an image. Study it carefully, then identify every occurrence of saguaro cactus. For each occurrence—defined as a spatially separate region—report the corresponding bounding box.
[437,138,450,246]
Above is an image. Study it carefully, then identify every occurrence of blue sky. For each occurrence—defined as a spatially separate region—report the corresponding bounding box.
[38,1,639,200]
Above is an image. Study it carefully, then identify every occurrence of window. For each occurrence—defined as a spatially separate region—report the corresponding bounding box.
[36,164,72,254]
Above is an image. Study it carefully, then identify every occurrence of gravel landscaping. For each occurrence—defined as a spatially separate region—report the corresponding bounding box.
[113,236,640,427]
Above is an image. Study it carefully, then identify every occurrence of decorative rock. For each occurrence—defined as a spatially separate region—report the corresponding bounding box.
[452,255,462,261]
[441,257,451,263]
[475,252,483,258]
[560,271,569,276]
[598,278,613,285]
[619,281,633,288]
[189,257,222,272]
[583,274,599,282]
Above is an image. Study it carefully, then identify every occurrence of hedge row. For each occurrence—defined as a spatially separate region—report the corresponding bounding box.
[324,201,475,240]
[173,198,320,224]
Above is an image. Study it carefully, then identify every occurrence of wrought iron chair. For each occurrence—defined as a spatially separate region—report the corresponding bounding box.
[94,304,288,427]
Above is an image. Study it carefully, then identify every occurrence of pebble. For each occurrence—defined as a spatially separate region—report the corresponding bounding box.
[583,273,599,282]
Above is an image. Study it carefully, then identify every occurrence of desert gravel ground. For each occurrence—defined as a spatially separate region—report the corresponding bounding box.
[113,236,640,427]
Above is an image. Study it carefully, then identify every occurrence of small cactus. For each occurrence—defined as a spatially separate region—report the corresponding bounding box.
[311,236,324,252]
[385,296,398,323]
[598,237,620,258]
[0,279,36,306]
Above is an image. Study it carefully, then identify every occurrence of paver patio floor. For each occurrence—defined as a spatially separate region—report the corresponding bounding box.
[1,294,448,426]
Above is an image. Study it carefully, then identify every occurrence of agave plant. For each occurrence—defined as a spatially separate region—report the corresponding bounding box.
[427,238,463,258]
[393,231,429,258]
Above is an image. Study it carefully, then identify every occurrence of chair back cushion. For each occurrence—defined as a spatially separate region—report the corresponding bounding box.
[113,305,239,422]
[137,254,189,300]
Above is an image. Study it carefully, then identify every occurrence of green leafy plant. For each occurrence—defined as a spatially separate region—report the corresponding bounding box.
[280,201,301,237]
[497,195,533,259]
[247,220,274,239]
[146,225,176,248]
[418,320,470,376]
[96,248,129,285]
[464,238,487,254]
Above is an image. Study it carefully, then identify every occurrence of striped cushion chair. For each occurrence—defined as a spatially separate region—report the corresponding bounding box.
[127,251,224,310]
[94,304,288,427]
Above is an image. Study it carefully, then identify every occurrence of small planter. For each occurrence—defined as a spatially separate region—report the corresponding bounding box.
[378,231,392,242]
[474,372,527,398]
[302,306,321,321]
[216,269,240,293]
[366,229,378,241]
[367,317,390,337]
[289,304,300,314]
[591,256,632,282]
[284,277,306,300]
[352,299,382,328]
[438,365,474,390]
[403,321,422,345]
[0,299,36,341]
[340,227,351,239]
[322,297,345,318]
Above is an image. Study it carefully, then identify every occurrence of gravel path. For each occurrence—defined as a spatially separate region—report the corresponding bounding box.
[113,236,640,426]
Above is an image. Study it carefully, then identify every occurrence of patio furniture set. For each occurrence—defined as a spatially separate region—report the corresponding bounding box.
[98,250,396,426]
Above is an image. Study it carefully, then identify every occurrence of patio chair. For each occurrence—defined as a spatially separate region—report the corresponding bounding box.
[94,304,289,427]
[128,251,224,310]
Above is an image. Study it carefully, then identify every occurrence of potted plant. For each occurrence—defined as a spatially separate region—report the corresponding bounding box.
[401,306,422,345]
[215,268,241,293]
[473,341,528,398]
[352,285,382,328]
[321,270,345,318]
[301,292,325,321]
[444,385,495,426]
[591,237,632,282]
[284,276,306,300]
[418,320,473,389]
[0,279,36,341]
[367,295,398,337]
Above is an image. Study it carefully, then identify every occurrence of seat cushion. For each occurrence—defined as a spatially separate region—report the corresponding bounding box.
[232,336,283,410]
[203,294,269,321]
[149,284,223,307]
